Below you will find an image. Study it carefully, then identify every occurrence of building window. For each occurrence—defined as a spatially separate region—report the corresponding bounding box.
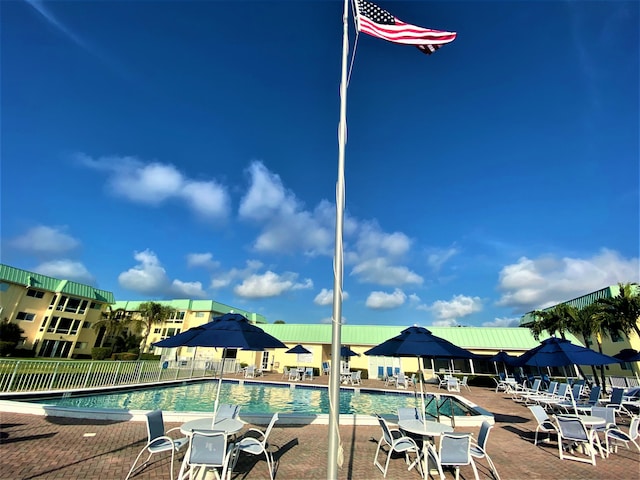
[49,294,58,309]
[16,311,36,322]
[195,312,205,317]
[0,282,9,292]
[75,342,88,350]
[154,328,161,334]
[70,320,81,335]
[26,289,45,298]
[90,302,101,310]
[83,321,92,329]
[65,297,81,313]
[39,317,49,332]
[610,330,623,342]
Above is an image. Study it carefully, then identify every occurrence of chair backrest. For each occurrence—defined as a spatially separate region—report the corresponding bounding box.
[305,367,313,376]
[439,433,472,467]
[546,381,559,395]
[322,361,330,373]
[216,404,240,419]
[397,407,420,422]
[528,404,550,425]
[498,372,506,381]
[376,414,394,445]
[146,410,166,443]
[530,379,541,392]
[397,374,406,387]
[262,413,279,444]
[461,376,469,385]
[188,430,228,468]
[591,406,616,427]
[554,383,568,399]
[556,416,588,441]
[587,385,601,404]
[610,387,624,405]
[476,420,493,451]
[570,384,582,402]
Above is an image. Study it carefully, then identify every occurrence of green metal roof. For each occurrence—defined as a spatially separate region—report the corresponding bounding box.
[112,299,266,323]
[0,264,114,304]
[259,324,579,352]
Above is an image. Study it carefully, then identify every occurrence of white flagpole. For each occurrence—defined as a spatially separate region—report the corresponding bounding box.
[327,0,350,477]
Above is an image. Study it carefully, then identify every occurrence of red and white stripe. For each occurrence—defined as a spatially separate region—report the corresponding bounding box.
[357,16,457,46]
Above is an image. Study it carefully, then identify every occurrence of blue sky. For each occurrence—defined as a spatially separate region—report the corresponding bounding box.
[2,0,638,328]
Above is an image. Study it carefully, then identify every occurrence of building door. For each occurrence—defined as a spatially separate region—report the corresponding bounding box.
[261,351,270,371]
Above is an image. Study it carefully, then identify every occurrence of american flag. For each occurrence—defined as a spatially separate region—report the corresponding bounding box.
[355,0,457,54]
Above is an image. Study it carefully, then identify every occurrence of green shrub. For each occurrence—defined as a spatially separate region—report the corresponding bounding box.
[139,353,161,361]
[91,347,112,360]
[0,341,17,356]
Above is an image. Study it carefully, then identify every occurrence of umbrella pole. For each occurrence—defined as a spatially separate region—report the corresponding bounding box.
[212,348,227,428]
[417,357,426,425]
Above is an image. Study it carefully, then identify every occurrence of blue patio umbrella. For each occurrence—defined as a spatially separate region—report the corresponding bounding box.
[514,337,622,368]
[153,313,286,423]
[286,344,312,355]
[489,350,518,376]
[613,348,640,363]
[340,345,360,358]
[365,325,476,423]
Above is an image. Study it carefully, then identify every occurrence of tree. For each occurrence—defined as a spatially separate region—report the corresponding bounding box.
[0,318,24,344]
[112,331,144,354]
[128,301,176,359]
[596,282,640,340]
[565,303,606,387]
[92,306,126,349]
[529,304,571,340]
[274,320,285,324]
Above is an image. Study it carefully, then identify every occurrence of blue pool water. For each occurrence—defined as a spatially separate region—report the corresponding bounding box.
[32,381,478,417]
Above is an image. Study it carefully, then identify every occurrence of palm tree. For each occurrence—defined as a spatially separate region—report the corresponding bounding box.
[92,306,126,349]
[565,303,606,387]
[128,301,176,359]
[597,282,640,340]
[529,304,571,340]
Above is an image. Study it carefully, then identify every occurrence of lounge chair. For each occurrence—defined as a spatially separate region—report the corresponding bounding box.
[601,387,634,418]
[322,361,331,375]
[373,414,423,478]
[447,377,460,392]
[229,413,279,480]
[126,410,189,480]
[177,430,235,480]
[396,373,407,390]
[216,404,240,420]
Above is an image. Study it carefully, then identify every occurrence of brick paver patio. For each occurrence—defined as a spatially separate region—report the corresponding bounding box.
[1,376,638,479]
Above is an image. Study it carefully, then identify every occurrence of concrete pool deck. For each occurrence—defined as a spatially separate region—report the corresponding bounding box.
[0,374,638,479]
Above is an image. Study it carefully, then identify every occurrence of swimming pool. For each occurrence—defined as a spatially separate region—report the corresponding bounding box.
[28,380,488,421]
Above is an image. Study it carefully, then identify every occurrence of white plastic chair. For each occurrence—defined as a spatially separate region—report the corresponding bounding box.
[438,432,479,480]
[470,420,500,480]
[527,405,558,445]
[125,410,188,480]
[373,414,423,478]
[555,415,598,465]
[229,413,279,480]
[459,376,471,391]
[177,430,235,480]
[303,367,314,381]
[605,415,640,456]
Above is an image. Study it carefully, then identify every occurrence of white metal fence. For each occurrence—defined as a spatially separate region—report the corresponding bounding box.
[0,358,239,394]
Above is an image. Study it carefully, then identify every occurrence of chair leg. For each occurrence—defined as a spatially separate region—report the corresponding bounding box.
[125,448,152,480]
[485,453,501,480]
[470,458,480,480]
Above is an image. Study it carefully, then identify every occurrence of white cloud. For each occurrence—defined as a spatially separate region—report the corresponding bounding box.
[210,260,263,289]
[314,288,349,306]
[239,161,334,256]
[426,245,459,271]
[234,270,313,299]
[319,315,347,324]
[351,258,423,286]
[11,225,80,254]
[119,250,208,297]
[497,249,639,312]
[482,317,521,328]
[366,289,407,309]
[34,259,94,284]
[118,250,170,294]
[76,153,230,219]
[187,253,219,269]
[170,279,207,298]
[428,295,483,323]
